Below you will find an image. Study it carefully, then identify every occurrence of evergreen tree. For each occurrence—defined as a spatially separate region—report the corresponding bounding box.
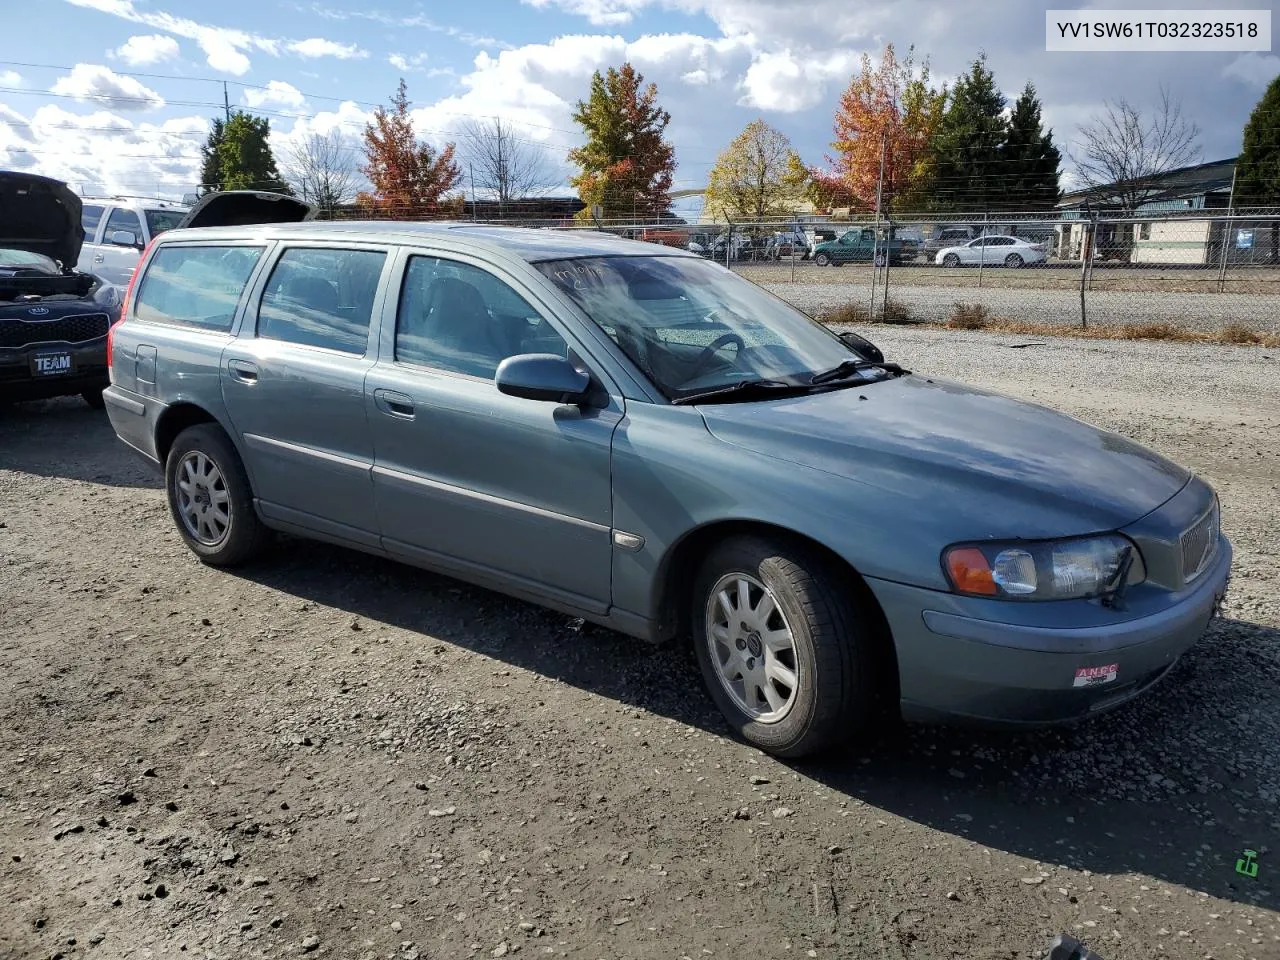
[1236,74,1280,262]
[930,54,1006,210]
[1000,82,1061,210]
[217,111,290,193]
[568,63,675,221]
[1236,74,1280,205]
[199,117,225,194]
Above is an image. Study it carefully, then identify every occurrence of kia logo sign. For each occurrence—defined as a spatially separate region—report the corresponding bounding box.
[27,306,50,316]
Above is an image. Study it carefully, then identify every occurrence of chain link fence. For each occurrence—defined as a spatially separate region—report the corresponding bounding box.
[538,210,1280,338]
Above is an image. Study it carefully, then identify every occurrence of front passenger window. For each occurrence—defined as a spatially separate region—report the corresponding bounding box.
[395,256,568,379]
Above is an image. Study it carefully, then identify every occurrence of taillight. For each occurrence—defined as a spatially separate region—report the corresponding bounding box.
[108,239,155,370]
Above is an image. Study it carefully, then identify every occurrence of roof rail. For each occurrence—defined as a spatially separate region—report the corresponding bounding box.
[80,194,190,206]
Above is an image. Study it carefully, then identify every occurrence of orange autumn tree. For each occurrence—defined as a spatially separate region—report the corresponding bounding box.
[359,78,463,219]
[812,44,944,214]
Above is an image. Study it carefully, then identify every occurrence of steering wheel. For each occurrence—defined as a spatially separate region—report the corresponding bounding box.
[689,332,745,378]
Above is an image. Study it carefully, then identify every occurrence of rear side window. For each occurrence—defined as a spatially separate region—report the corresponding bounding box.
[81,204,104,238]
[133,245,265,332]
[256,247,386,355]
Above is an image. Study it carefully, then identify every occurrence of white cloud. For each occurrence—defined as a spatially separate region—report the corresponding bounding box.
[287,38,368,60]
[0,103,206,197]
[50,64,165,111]
[521,0,656,26]
[1223,53,1280,88]
[112,33,181,66]
[390,53,430,72]
[0,70,22,87]
[243,80,307,111]
[64,0,275,75]
[738,49,857,113]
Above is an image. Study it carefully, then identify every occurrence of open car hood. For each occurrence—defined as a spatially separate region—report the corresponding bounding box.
[0,171,85,271]
[178,190,317,229]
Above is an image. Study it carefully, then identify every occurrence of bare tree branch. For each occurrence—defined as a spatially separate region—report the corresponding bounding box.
[458,117,559,210]
[282,130,360,218]
[1072,84,1202,212]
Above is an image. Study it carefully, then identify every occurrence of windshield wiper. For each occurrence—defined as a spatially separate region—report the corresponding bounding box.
[671,378,806,405]
[809,358,911,385]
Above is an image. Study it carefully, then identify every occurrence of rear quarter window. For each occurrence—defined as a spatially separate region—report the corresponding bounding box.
[133,245,265,332]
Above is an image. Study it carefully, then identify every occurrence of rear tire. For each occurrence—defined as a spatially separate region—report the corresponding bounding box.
[81,387,106,410]
[165,423,268,567]
[1005,254,1024,268]
[692,536,880,758]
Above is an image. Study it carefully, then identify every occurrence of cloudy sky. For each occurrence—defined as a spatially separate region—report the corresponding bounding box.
[0,0,1273,217]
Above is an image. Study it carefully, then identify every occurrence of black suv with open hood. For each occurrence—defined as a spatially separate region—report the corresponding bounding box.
[1,173,314,408]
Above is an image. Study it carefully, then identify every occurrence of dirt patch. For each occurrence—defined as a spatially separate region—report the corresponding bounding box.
[2,335,1278,959]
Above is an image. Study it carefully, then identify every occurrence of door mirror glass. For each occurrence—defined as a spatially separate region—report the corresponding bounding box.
[496,353,592,404]
[109,230,139,248]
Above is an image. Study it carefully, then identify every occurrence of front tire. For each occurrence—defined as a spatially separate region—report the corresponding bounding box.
[942,253,961,268]
[165,423,268,566]
[692,536,879,758]
[814,253,831,267]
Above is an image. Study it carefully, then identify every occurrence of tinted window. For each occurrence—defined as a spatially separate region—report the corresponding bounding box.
[145,209,187,238]
[395,256,568,379]
[257,247,386,355]
[105,207,142,238]
[81,204,104,238]
[134,245,265,331]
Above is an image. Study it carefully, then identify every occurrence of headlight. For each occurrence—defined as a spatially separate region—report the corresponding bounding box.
[942,534,1145,601]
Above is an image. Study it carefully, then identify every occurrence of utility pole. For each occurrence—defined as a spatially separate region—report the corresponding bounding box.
[223,81,231,122]
[468,162,477,221]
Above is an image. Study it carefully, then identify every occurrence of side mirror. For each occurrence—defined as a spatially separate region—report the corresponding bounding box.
[838,331,885,364]
[496,353,593,404]
[109,230,139,248]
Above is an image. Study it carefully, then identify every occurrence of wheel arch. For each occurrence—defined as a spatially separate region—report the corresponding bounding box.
[154,402,230,464]
[651,518,900,700]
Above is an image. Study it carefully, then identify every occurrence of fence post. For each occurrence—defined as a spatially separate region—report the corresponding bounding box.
[977,212,988,289]
[1216,209,1234,294]
[1078,218,1091,330]
[883,215,893,314]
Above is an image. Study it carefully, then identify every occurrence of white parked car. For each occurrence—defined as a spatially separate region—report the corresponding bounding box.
[935,235,1047,268]
[74,196,191,288]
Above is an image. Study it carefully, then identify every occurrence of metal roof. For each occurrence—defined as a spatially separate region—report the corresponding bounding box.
[162,220,697,262]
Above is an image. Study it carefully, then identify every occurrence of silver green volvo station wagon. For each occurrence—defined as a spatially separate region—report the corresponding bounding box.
[102,219,1232,758]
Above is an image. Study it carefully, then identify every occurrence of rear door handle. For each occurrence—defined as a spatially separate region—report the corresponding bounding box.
[373,388,415,420]
[227,359,259,384]
[93,254,104,263]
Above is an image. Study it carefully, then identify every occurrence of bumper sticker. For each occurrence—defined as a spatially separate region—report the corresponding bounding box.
[1073,663,1119,687]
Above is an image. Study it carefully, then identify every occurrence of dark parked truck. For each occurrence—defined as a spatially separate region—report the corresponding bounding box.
[812,228,915,266]
[0,172,122,407]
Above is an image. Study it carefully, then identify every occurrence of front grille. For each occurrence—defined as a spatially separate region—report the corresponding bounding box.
[0,313,110,348]
[1180,502,1220,584]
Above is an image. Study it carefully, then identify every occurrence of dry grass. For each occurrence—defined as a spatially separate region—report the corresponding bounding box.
[820,299,1280,347]
[947,302,993,330]
[880,297,914,323]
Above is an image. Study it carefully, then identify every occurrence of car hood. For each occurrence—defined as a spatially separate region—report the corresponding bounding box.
[698,374,1190,538]
[177,190,317,229]
[0,171,85,271]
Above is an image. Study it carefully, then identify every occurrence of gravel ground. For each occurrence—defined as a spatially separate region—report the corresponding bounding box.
[763,280,1280,332]
[2,330,1279,960]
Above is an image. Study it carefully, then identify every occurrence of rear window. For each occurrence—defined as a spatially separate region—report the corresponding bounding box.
[81,204,104,238]
[256,247,386,355]
[133,245,265,332]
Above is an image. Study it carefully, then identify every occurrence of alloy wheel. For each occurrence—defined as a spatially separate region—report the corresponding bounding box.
[704,572,800,723]
[174,450,231,546]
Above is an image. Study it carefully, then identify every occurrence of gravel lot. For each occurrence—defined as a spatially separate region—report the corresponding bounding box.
[2,329,1279,960]
[762,280,1280,332]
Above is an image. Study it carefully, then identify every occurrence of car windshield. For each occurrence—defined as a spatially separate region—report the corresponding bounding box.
[534,255,864,400]
[145,209,187,237]
[0,247,58,272]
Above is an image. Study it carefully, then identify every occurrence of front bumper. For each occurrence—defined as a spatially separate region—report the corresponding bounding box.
[0,338,108,401]
[868,534,1232,726]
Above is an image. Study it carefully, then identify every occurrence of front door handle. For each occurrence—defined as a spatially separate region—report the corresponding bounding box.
[227,359,259,384]
[373,388,415,420]
[93,254,105,263]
